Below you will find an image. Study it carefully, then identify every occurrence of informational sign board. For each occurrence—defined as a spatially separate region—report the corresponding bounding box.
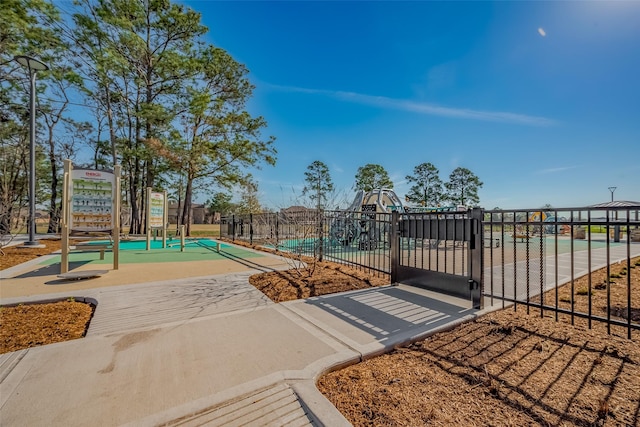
[70,169,115,231]
[149,192,165,228]
[362,203,377,220]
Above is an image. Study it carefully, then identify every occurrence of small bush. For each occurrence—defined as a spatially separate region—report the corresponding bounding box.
[576,288,592,296]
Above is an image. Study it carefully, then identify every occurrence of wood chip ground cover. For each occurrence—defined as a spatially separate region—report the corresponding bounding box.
[319,309,640,426]
[1,300,94,354]
[319,257,640,427]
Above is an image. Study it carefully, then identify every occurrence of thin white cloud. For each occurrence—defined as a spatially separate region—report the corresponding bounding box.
[538,27,546,37]
[267,84,556,126]
[535,165,579,174]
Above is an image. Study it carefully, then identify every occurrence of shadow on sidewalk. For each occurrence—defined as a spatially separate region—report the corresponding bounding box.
[304,286,478,342]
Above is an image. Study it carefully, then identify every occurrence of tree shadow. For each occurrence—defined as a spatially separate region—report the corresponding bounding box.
[408,318,639,425]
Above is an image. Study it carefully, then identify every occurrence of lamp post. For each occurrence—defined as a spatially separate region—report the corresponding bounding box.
[608,187,617,203]
[14,55,49,246]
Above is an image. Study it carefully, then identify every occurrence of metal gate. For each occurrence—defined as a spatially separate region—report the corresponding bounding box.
[391,209,483,309]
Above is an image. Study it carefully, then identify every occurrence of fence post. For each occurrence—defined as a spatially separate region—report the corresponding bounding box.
[470,208,484,309]
[276,213,279,246]
[318,209,324,262]
[249,213,253,245]
[232,214,235,241]
[390,211,400,284]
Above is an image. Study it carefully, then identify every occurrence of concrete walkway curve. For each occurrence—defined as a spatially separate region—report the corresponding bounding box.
[1,241,489,426]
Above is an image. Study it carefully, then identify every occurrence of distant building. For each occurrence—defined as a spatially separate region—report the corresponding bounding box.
[589,201,640,209]
[279,206,317,223]
[168,203,207,224]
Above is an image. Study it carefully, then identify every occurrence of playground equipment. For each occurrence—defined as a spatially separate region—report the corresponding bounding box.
[543,215,571,235]
[329,189,469,250]
[513,211,571,241]
[329,189,405,249]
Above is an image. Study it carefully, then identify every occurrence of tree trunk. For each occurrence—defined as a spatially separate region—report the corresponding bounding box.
[47,126,60,233]
[181,177,193,236]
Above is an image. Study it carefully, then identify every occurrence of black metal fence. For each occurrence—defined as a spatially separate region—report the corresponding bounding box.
[482,206,640,339]
[222,205,640,338]
[221,210,393,277]
[392,209,483,308]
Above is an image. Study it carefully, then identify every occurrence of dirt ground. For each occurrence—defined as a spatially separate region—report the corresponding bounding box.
[2,237,639,426]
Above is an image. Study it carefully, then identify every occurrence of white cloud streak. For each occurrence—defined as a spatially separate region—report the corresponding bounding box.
[267,84,556,126]
[538,27,546,37]
[535,165,579,174]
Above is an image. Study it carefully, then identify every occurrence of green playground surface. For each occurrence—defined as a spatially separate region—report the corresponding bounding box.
[499,234,622,254]
[40,238,265,265]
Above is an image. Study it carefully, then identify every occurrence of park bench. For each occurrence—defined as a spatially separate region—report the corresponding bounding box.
[71,243,112,260]
[69,231,113,259]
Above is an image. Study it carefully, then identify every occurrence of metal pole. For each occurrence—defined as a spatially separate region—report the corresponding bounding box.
[14,55,48,246]
[26,69,37,245]
[113,165,121,270]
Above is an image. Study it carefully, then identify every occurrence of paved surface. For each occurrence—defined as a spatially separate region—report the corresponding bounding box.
[484,242,640,302]
[1,239,493,426]
[4,237,637,426]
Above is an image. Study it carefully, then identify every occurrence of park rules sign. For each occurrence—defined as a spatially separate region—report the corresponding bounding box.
[149,192,165,228]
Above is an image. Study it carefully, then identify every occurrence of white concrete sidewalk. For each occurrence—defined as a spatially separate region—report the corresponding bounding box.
[0,270,488,426]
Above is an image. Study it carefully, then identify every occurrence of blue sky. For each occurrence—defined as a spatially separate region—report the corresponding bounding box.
[186,1,640,209]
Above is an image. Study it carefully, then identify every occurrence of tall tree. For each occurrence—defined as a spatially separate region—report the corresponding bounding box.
[72,0,209,234]
[354,164,393,192]
[302,161,334,210]
[206,192,234,218]
[405,162,443,207]
[0,0,63,236]
[444,167,483,207]
[148,44,276,235]
[236,181,261,214]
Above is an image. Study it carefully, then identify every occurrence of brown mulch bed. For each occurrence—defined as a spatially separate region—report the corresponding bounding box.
[1,238,94,354]
[318,308,640,426]
[0,238,63,270]
[219,237,390,302]
[249,265,389,303]
[547,256,640,327]
[0,300,94,354]
[319,256,640,426]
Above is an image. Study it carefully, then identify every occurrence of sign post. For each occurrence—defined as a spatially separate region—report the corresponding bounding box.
[113,165,121,269]
[60,161,120,272]
[146,188,167,250]
[60,160,72,273]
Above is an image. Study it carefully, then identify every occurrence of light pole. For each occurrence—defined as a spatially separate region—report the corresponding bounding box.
[608,187,617,203]
[14,55,49,246]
